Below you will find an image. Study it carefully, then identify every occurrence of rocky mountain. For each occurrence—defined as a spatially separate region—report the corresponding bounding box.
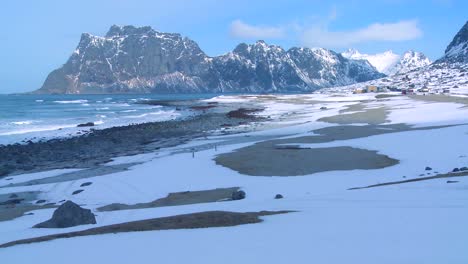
[328,21,468,94]
[35,25,384,94]
[437,21,468,63]
[341,49,431,76]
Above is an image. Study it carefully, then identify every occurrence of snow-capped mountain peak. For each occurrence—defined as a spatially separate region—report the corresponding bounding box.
[341,49,400,74]
[342,49,431,76]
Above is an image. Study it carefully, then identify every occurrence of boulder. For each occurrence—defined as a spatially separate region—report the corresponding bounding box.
[274,194,284,199]
[231,190,246,201]
[425,166,432,171]
[452,168,460,172]
[80,182,93,187]
[447,180,459,184]
[77,122,95,127]
[460,167,468,171]
[72,189,84,195]
[34,201,96,228]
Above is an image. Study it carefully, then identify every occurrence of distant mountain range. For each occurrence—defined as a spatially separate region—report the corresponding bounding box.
[327,21,468,93]
[35,25,384,94]
[341,49,432,76]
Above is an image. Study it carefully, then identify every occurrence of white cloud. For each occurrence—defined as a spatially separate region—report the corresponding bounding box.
[300,20,423,48]
[229,20,285,39]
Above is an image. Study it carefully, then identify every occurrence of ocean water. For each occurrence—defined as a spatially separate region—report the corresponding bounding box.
[0,94,219,145]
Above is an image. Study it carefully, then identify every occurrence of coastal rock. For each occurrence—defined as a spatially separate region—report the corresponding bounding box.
[232,190,246,201]
[274,194,284,199]
[425,167,432,171]
[72,190,84,195]
[77,122,95,127]
[80,182,93,187]
[33,201,96,228]
[0,199,24,206]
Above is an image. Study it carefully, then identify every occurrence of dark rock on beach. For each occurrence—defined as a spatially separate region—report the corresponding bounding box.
[34,201,96,228]
[425,167,432,171]
[227,108,262,119]
[77,122,95,127]
[274,194,284,199]
[80,182,93,187]
[72,190,84,195]
[0,199,24,206]
[232,190,246,200]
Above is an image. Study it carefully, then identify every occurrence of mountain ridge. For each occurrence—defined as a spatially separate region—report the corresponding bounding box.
[341,49,431,76]
[35,25,384,94]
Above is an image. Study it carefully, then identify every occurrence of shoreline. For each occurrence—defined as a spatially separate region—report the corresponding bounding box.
[0,103,265,177]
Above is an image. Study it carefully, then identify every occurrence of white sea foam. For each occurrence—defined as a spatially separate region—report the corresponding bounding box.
[54,99,88,104]
[11,121,33,125]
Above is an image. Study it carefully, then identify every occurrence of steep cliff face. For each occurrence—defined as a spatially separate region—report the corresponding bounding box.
[36,25,384,94]
[437,21,468,63]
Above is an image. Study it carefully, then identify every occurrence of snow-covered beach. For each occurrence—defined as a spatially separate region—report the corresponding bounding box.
[1,91,468,263]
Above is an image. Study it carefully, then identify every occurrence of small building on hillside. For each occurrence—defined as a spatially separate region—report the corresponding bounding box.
[353,88,364,94]
[366,85,378,93]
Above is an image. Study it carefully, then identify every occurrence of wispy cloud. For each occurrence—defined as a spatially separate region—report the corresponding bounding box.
[229,20,286,39]
[229,4,423,50]
[300,20,423,48]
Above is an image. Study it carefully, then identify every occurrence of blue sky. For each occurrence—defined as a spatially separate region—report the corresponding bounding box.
[0,0,466,93]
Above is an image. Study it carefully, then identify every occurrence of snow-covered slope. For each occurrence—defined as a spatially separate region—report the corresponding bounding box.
[322,62,468,94]
[331,22,468,93]
[342,49,431,76]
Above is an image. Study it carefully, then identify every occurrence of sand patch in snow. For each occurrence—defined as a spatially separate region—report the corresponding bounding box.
[319,106,388,125]
[97,187,240,212]
[215,146,398,176]
[0,210,291,248]
[409,94,468,106]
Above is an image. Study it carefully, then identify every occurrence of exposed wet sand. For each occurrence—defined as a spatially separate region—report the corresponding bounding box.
[97,187,240,212]
[1,163,140,188]
[215,146,398,176]
[214,123,458,177]
[0,210,292,248]
[348,171,468,190]
[0,191,56,222]
[319,106,388,125]
[409,94,468,106]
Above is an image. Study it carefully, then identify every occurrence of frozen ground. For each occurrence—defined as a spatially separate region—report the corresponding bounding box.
[0,92,467,263]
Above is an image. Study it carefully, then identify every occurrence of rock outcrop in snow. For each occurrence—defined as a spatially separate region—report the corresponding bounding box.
[35,25,384,94]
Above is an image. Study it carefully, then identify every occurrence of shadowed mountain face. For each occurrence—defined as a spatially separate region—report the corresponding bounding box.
[437,21,468,64]
[35,25,385,94]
